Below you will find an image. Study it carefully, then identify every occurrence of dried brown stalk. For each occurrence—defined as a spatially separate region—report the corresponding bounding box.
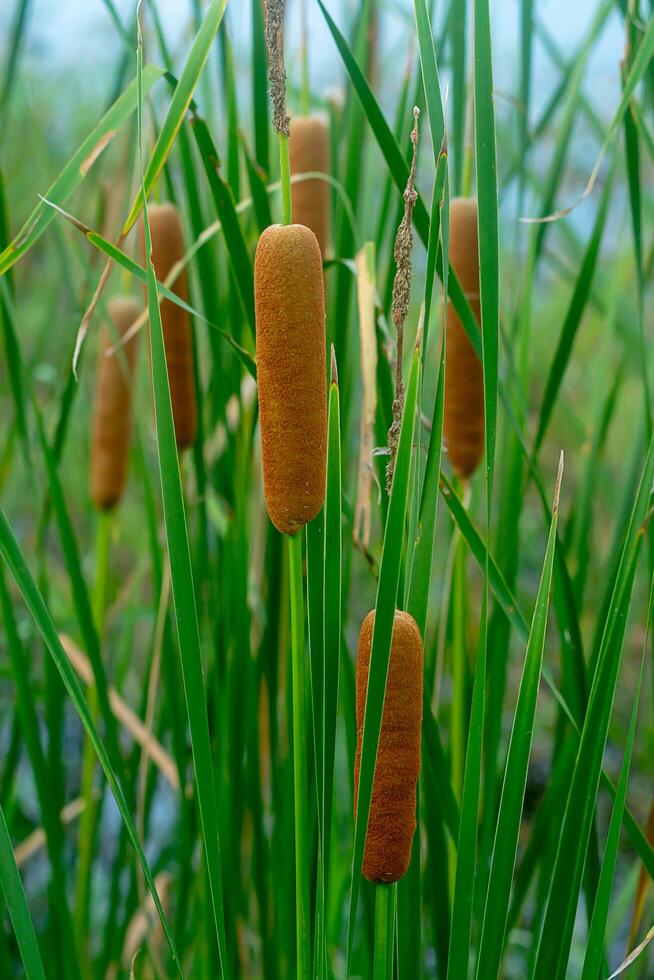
[264,0,290,136]
[386,106,420,492]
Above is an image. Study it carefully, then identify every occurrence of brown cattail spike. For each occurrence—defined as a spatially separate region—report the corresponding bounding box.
[254,223,327,535]
[443,196,484,479]
[91,296,140,511]
[354,609,423,884]
[145,203,197,450]
[289,115,330,256]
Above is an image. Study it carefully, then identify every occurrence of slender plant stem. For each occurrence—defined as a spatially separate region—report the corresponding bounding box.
[373,884,395,980]
[289,531,310,978]
[92,511,111,633]
[279,132,292,225]
[300,0,310,115]
[74,509,111,952]
[450,528,468,805]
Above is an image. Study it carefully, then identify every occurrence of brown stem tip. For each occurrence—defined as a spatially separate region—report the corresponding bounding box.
[386,106,420,493]
[264,0,290,136]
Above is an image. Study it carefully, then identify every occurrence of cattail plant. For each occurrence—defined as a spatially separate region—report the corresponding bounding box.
[258,2,326,976]
[254,223,327,534]
[289,115,330,256]
[144,202,197,450]
[90,295,140,511]
[354,609,423,883]
[443,196,484,479]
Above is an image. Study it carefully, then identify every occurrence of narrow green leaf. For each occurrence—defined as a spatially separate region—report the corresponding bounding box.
[0,65,163,275]
[582,10,654,201]
[191,114,256,339]
[534,173,613,452]
[123,0,229,233]
[0,567,79,975]
[137,25,228,972]
[316,0,479,352]
[476,457,563,979]
[581,589,649,980]
[447,590,487,980]
[413,0,445,160]
[473,0,500,501]
[33,208,256,376]
[251,0,269,173]
[323,364,342,913]
[0,509,180,970]
[440,472,529,643]
[533,431,654,978]
[0,799,46,980]
[407,151,447,635]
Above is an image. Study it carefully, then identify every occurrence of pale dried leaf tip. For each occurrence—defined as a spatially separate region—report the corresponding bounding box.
[519,155,600,226]
[80,130,117,176]
[330,343,338,386]
[73,229,125,377]
[553,450,564,515]
[38,195,92,235]
[607,923,654,979]
[264,0,290,136]
[414,302,425,352]
[386,106,420,492]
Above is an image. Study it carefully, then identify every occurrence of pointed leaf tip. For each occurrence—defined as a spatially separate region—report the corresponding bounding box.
[554,451,564,514]
[330,343,338,386]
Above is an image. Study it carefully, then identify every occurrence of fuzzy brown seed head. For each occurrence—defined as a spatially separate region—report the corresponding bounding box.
[91,296,140,511]
[354,609,423,884]
[144,203,197,451]
[264,0,290,136]
[254,223,327,534]
[443,196,484,479]
[289,115,331,256]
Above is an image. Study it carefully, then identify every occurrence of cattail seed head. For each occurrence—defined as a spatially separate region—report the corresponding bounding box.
[91,296,140,511]
[144,203,197,450]
[289,115,331,256]
[443,196,484,479]
[354,609,423,884]
[254,223,327,534]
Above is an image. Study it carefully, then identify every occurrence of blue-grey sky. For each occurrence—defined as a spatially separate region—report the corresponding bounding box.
[0,0,624,125]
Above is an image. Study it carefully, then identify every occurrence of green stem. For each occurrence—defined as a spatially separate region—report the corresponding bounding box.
[92,510,111,634]
[289,531,310,978]
[448,520,469,901]
[451,529,468,804]
[74,509,111,954]
[279,132,292,225]
[373,884,395,980]
[300,0,310,115]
